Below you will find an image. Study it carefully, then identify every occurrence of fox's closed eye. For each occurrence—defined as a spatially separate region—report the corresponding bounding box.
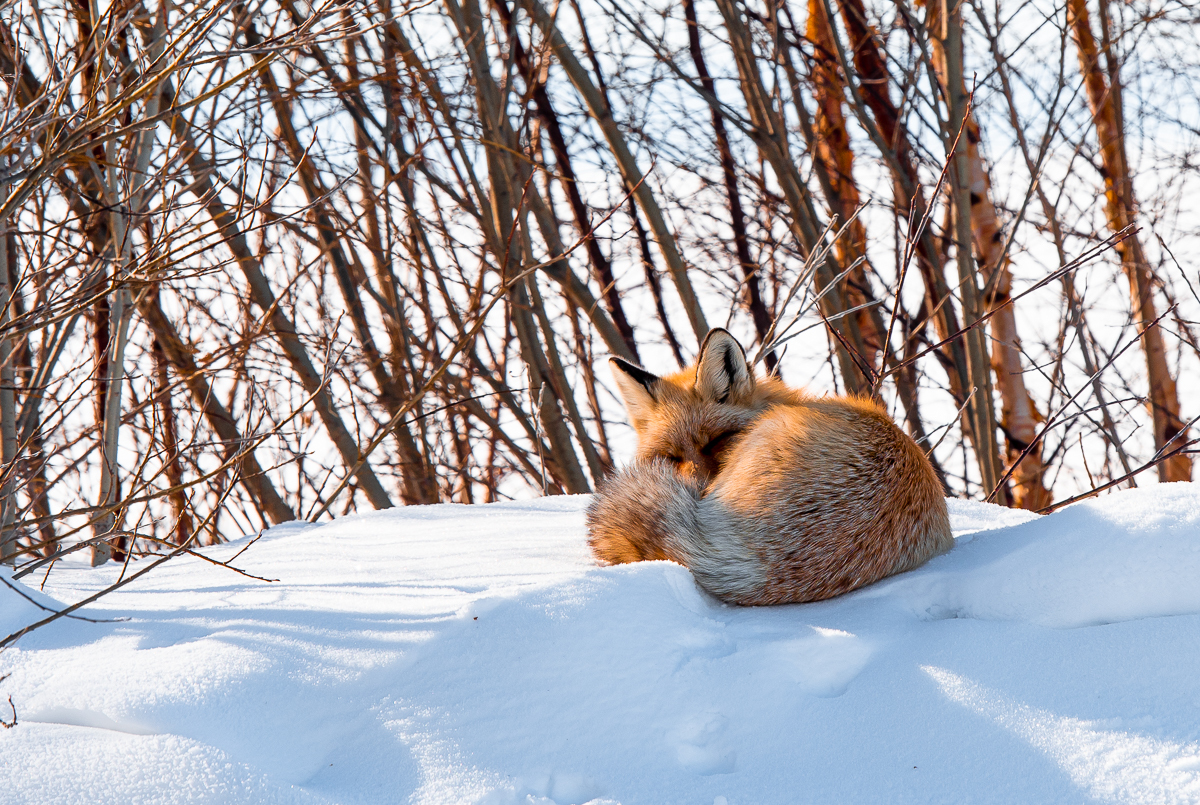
[701,430,740,456]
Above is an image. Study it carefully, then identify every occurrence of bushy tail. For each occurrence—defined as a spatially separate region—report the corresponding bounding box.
[586,460,704,565]
[587,461,769,604]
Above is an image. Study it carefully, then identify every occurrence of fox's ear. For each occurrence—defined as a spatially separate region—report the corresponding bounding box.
[610,357,660,426]
[695,328,754,405]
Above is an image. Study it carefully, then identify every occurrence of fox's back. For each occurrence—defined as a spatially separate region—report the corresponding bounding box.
[706,396,951,603]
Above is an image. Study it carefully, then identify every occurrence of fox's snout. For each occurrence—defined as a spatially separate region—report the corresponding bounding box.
[665,454,718,489]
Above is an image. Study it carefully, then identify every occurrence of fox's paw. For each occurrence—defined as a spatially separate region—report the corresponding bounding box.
[586,460,703,565]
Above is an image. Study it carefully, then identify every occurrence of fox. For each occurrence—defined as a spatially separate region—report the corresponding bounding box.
[586,328,952,606]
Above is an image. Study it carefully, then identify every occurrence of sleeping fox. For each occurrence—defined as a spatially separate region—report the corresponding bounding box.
[586,328,952,605]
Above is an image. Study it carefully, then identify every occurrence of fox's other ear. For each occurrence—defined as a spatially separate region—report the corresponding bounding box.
[695,328,754,405]
[610,357,660,426]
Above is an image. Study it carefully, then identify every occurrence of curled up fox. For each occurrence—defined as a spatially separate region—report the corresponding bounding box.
[586,329,952,606]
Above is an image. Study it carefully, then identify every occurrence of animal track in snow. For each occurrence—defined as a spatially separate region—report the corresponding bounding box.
[671,629,737,673]
[669,712,736,775]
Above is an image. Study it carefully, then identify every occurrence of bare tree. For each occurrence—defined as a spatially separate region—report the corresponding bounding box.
[0,0,1195,592]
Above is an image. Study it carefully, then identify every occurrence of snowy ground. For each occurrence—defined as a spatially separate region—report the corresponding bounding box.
[2,485,1200,804]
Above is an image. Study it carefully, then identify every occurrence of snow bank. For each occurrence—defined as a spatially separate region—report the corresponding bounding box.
[889,485,1200,627]
[2,486,1200,804]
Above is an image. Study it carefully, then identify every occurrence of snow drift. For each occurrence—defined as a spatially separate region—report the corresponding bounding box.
[2,485,1200,804]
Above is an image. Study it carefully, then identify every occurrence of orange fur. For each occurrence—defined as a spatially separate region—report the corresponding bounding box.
[587,329,952,605]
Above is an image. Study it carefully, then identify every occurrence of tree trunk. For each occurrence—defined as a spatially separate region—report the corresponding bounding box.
[0,198,17,564]
[920,0,1013,503]
[170,91,396,510]
[794,0,941,479]
[826,0,1000,489]
[138,290,296,526]
[152,336,194,545]
[495,0,641,364]
[713,0,870,395]
[1067,0,1190,482]
[804,0,882,370]
[450,0,591,493]
[526,0,710,347]
[682,0,775,371]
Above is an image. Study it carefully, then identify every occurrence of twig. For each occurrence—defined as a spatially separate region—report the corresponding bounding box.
[1038,435,1200,514]
[125,534,279,583]
[0,574,127,624]
[2,535,201,650]
[0,695,14,729]
[986,304,1175,503]
[885,225,1138,379]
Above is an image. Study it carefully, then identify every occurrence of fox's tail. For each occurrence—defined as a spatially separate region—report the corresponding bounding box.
[586,461,766,603]
[586,460,703,565]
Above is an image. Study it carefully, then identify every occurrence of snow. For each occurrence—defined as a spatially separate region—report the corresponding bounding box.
[3,485,1200,804]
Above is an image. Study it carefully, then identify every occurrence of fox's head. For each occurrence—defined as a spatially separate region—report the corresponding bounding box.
[610,328,787,488]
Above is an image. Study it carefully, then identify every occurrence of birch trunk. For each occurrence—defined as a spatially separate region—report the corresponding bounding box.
[938,0,1005,500]
[921,0,1049,508]
[804,0,882,369]
[713,0,871,395]
[1067,0,1190,482]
